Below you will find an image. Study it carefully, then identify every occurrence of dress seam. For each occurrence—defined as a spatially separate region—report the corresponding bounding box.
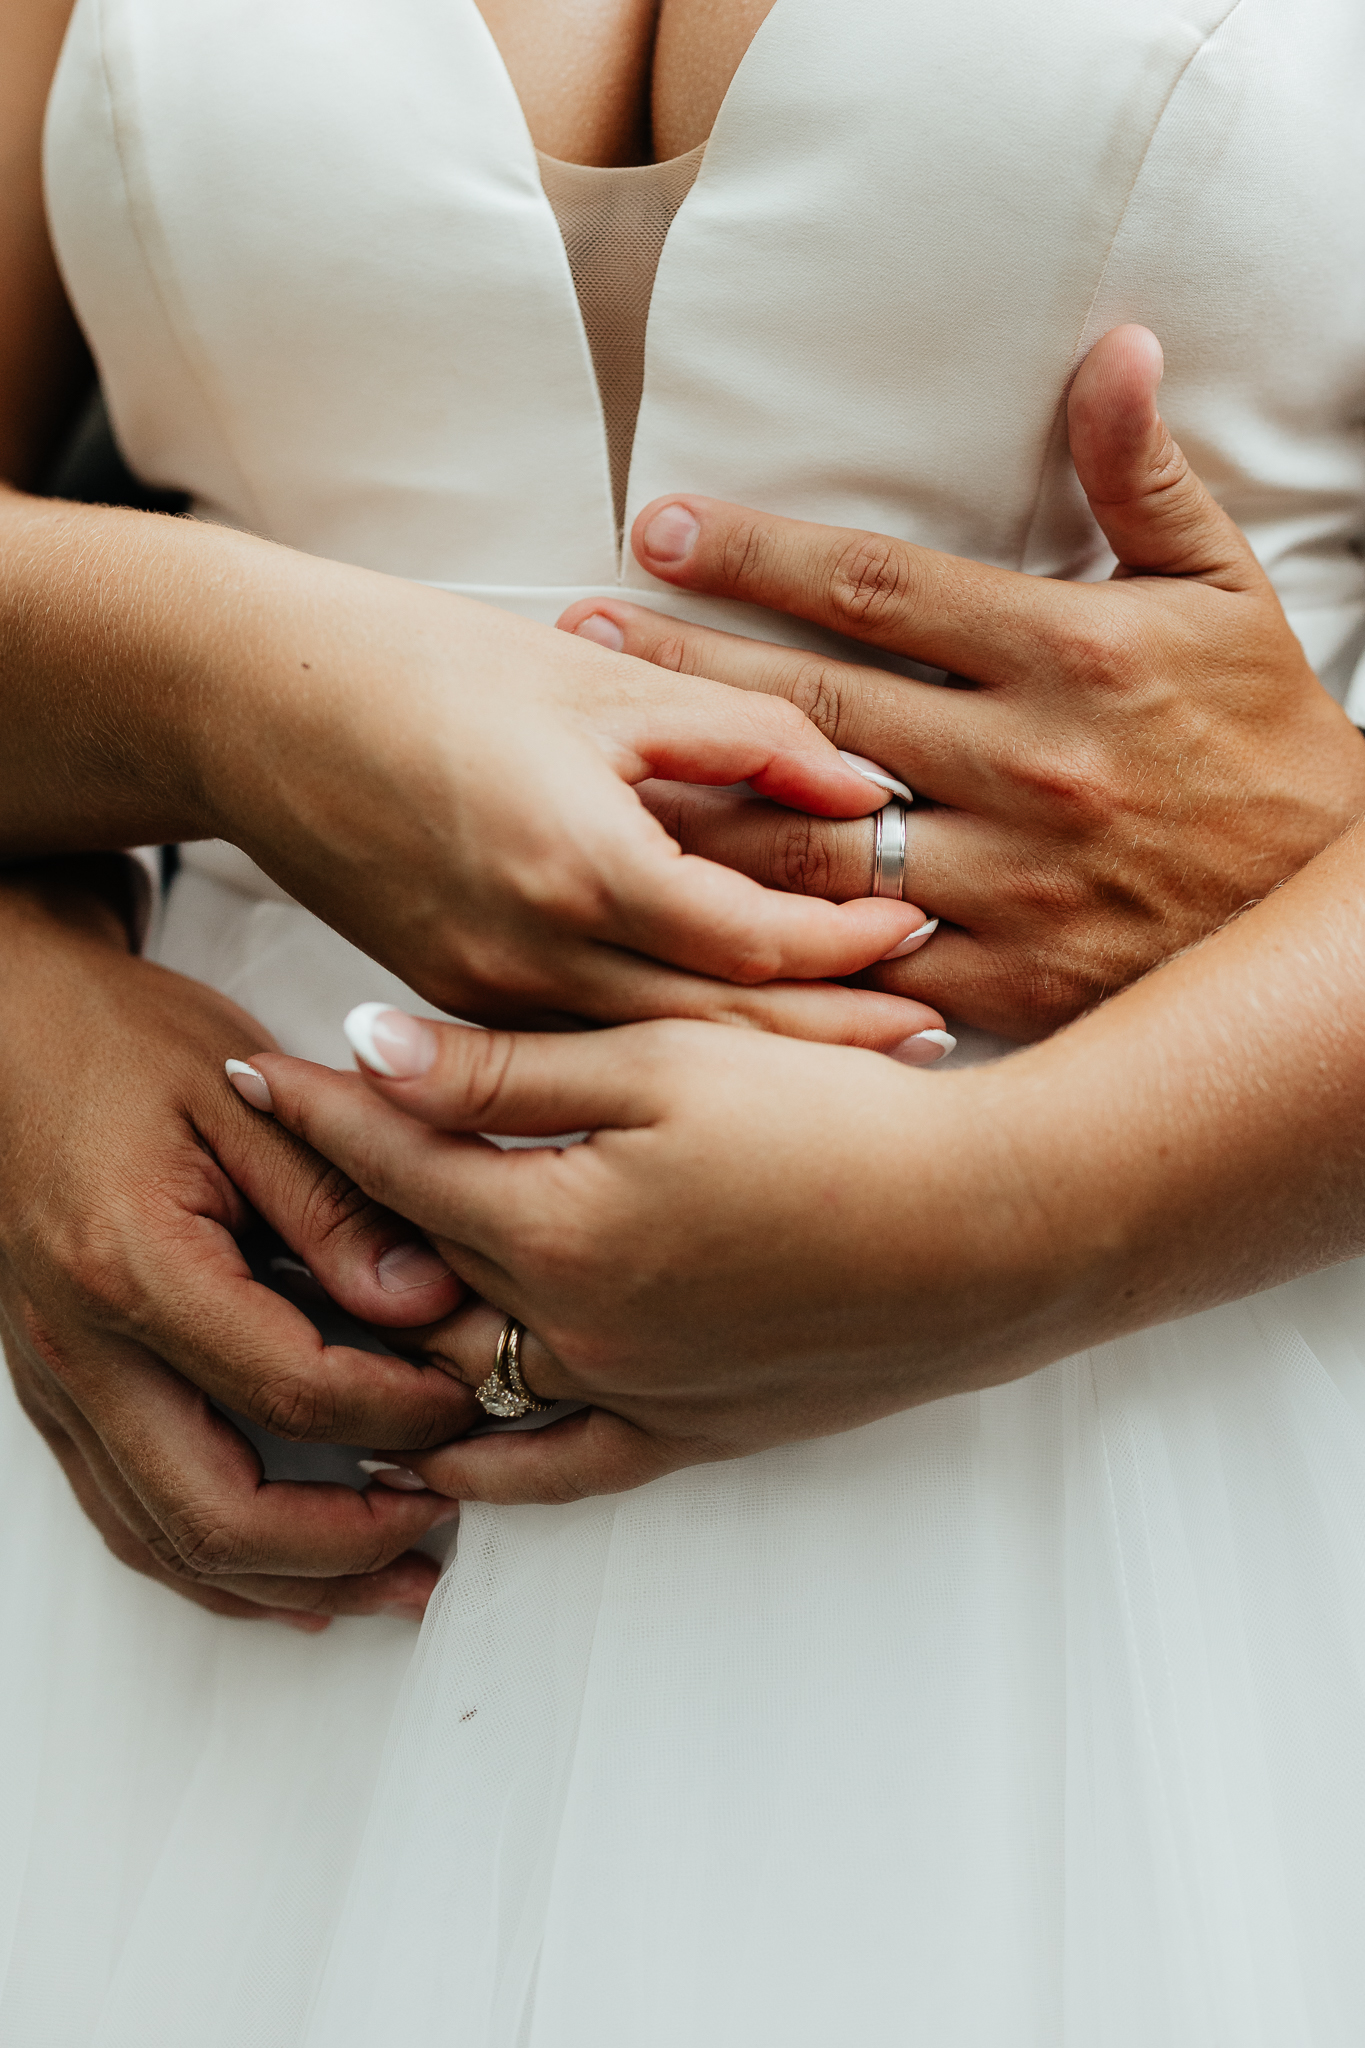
[92,0,272,537]
[1014,0,1250,574]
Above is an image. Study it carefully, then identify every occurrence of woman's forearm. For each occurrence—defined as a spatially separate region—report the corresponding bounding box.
[0,483,418,855]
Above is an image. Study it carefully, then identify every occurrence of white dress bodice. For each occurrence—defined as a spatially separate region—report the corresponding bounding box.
[46,0,1365,701]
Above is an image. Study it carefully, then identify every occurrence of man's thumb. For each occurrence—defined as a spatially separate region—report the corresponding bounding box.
[1067,326,1255,589]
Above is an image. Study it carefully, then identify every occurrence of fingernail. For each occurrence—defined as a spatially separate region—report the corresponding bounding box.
[880,918,938,962]
[838,750,913,803]
[430,1503,462,1527]
[357,1459,428,1492]
[640,503,700,565]
[573,612,625,652]
[376,1239,454,1294]
[343,1002,437,1079]
[381,1598,427,1623]
[891,1028,957,1067]
[226,1059,273,1111]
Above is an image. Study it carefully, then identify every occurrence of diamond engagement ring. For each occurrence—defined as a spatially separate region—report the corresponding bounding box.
[475,1316,554,1419]
[872,799,909,900]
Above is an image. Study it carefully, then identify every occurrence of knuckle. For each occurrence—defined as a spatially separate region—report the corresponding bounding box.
[776,813,836,898]
[762,690,816,741]
[785,658,847,735]
[47,1239,133,1330]
[633,1017,709,1077]
[1056,612,1142,696]
[1044,757,1117,831]
[1147,431,1188,497]
[445,1028,519,1126]
[151,1506,247,1579]
[342,1530,395,1578]
[294,1161,371,1255]
[100,1520,159,1577]
[245,1368,335,1442]
[535,1465,595,1507]
[1000,741,1124,837]
[712,939,785,986]
[496,1205,592,1293]
[10,1296,77,1384]
[997,919,1117,1036]
[641,629,695,676]
[718,518,773,591]
[453,940,551,1016]
[828,535,917,636]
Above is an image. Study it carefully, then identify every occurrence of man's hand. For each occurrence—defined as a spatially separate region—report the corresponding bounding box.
[559,327,1365,1039]
[0,879,472,1628]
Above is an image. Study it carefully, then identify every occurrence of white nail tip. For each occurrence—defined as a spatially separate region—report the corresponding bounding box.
[887,1028,958,1068]
[343,1001,402,1078]
[225,1059,274,1110]
[357,1459,427,1491]
[879,918,938,961]
[839,750,913,804]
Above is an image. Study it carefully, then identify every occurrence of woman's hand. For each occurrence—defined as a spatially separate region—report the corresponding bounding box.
[558,327,1365,1039]
[0,877,485,1627]
[217,563,945,1043]
[243,1009,1023,1501]
[246,801,1365,1505]
[1,493,942,1049]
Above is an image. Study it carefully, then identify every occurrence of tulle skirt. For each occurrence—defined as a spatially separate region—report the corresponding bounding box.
[7,875,1365,2045]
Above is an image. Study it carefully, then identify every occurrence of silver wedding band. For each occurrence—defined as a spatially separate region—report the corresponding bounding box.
[872,800,909,901]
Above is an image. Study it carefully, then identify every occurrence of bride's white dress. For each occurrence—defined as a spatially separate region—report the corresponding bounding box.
[5,0,1365,2040]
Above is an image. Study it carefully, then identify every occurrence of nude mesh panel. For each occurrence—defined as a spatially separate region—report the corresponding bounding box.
[537,146,704,540]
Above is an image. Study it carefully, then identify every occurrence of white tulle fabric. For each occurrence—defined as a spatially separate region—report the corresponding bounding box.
[10,1277,1365,2045]
[8,0,1365,2039]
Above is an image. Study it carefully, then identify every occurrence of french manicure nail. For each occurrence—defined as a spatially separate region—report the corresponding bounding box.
[225,1059,273,1112]
[838,751,914,803]
[376,1239,454,1294]
[880,918,938,962]
[357,1459,428,1492]
[641,503,700,565]
[343,1002,438,1079]
[890,1028,957,1067]
[573,612,625,651]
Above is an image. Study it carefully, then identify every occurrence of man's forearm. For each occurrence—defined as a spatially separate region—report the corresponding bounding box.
[995,818,1365,1352]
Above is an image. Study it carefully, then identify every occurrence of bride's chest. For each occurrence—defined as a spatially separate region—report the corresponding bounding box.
[470,0,778,164]
[47,0,1365,606]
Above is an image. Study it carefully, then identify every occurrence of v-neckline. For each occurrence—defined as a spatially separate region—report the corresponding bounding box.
[462,0,795,567]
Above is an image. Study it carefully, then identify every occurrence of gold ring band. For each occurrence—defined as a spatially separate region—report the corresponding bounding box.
[475,1316,554,1419]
